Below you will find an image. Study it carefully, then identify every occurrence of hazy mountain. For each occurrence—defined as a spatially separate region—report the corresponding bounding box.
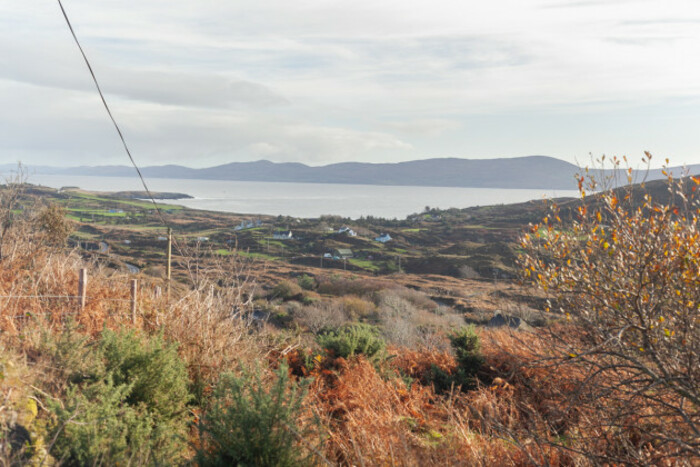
[7,156,698,190]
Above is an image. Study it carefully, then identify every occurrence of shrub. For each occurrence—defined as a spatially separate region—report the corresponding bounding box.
[448,326,484,375]
[297,274,316,291]
[317,323,386,361]
[35,203,73,246]
[98,329,191,424]
[520,154,700,462]
[196,364,319,466]
[271,280,303,301]
[293,301,348,334]
[340,295,376,320]
[47,328,191,465]
[49,376,161,465]
[427,326,483,392]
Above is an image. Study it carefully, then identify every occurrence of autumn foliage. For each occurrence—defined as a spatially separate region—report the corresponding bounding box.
[519,154,700,462]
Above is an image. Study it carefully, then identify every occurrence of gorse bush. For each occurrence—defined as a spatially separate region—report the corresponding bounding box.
[196,364,320,466]
[317,323,386,361]
[47,328,191,465]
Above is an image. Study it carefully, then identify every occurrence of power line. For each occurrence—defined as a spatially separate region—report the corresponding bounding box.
[56,0,185,256]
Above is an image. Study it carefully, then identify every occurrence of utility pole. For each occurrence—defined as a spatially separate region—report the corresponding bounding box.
[166,227,172,297]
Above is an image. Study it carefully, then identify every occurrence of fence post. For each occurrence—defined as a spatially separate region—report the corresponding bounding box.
[78,268,87,310]
[166,227,172,300]
[130,279,138,324]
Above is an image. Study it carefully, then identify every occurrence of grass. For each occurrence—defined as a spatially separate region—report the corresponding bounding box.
[348,258,381,271]
[236,251,279,261]
[65,191,184,210]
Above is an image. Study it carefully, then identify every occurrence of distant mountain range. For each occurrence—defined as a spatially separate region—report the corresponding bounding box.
[3,156,697,190]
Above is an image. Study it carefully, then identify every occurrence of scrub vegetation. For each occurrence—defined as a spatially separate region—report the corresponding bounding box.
[1,158,698,465]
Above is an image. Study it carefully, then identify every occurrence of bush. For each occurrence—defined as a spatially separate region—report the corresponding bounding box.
[196,364,319,466]
[317,323,386,361]
[47,328,191,465]
[297,274,316,291]
[340,295,376,320]
[427,326,483,392]
[293,300,348,334]
[520,155,700,462]
[49,376,161,465]
[35,203,73,246]
[98,329,191,424]
[271,280,303,301]
[448,326,484,375]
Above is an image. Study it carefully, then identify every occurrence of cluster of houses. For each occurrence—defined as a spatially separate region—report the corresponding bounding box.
[336,226,391,243]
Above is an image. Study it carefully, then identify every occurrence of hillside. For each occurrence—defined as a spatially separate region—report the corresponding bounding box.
[1,173,698,465]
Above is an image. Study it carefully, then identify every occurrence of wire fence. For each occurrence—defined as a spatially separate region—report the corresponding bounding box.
[0,268,164,322]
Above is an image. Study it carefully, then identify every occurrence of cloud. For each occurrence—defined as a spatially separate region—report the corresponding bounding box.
[382,119,461,136]
[1,0,700,167]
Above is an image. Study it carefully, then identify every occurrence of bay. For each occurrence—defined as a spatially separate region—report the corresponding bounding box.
[29,174,578,219]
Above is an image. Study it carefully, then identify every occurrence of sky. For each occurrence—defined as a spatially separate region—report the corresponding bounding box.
[1,0,700,169]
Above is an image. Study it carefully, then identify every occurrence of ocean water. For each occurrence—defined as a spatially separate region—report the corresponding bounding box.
[29,174,578,219]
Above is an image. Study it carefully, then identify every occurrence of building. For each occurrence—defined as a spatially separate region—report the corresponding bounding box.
[374,233,392,243]
[337,226,357,237]
[273,230,293,240]
[332,248,354,259]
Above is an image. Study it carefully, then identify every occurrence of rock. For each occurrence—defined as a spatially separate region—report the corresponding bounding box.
[487,313,533,331]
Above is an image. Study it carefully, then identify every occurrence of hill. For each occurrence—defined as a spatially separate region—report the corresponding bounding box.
[10,156,585,189]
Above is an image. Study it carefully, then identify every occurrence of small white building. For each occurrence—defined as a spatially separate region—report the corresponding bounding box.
[338,226,357,237]
[273,230,293,240]
[375,233,392,243]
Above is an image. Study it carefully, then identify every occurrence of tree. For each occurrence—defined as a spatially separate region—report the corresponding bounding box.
[519,154,699,463]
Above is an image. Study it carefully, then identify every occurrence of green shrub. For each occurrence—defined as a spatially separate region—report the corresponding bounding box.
[98,329,191,423]
[196,364,319,466]
[47,328,191,465]
[428,326,483,392]
[49,376,159,466]
[317,323,386,361]
[448,326,484,375]
[297,274,316,291]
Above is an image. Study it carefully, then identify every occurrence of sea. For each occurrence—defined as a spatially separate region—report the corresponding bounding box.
[29,174,578,219]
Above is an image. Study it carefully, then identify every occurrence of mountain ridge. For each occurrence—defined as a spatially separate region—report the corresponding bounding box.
[3,155,696,190]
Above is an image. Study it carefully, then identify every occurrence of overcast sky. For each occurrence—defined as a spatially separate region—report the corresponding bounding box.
[1,0,700,168]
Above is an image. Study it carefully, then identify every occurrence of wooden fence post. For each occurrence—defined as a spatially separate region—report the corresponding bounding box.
[166,227,172,300]
[130,279,138,324]
[78,268,87,310]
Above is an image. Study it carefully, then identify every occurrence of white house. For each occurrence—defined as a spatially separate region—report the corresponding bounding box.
[273,230,293,240]
[338,226,357,237]
[375,233,392,243]
[234,219,263,231]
